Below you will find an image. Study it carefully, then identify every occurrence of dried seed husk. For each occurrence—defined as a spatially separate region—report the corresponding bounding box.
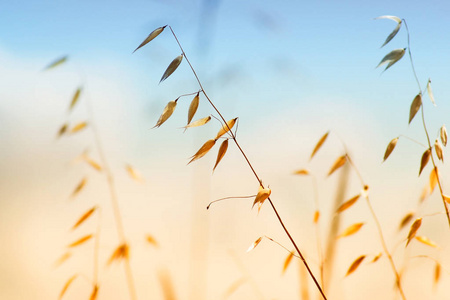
[419,148,431,176]
[310,131,329,160]
[293,169,310,175]
[427,79,436,106]
[213,139,229,171]
[282,251,295,274]
[153,100,177,128]
[160,54,183,83]
[409,93,422,124]
[375,16,402,47]
[313,210,320,224]
[72,206,97,230]
[376,48,405,71]
[252,186,271,212]
[434,139,443,162]
[44,55,68,71]
[68,234,93,247]
[336,194,360,213]
[69,87,82,112]
[406,218,422,247]
[337,222,364,238]
[346,255,366,276]
[182,116,211,129]
[415,236,439,248]
[108,243,129,265]
[59,275,77,300]
[187,92,200,126]
[70,121,88,133]
[429,167,439,194]
[133,26,166,53]
[216,118,238,139]
[126,164,144,182]
[247,237,262,252]
[328,155,347,176]
[71,177,87,198]
[398,212,414,230]
[383,137,398,162]
[188,139,216,164]
[146,234,158,247]
[440,125,447,146]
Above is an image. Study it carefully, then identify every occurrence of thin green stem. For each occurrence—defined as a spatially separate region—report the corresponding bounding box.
[168,26,327,300]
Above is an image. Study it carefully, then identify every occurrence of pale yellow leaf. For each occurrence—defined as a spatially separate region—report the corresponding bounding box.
[108,243,129,265]
[71,177,87,198]
[434,140,443,162]
[429,167,439,194]
[72,206,97,230]
[160,54,183,83]
[69,87,82,112]
[419,148,431,176]
[310,131,329,160]
[187,92,199,126]
[336,194,360,213]
[252,186,271,212]
[415,236,439,248]
[440,125,447,146]
[409,93,422,124]
[44,55,68,71]
[383,137,398,162]
[406,218,422,247]
[216,118,238,139]
[377,48,405,71]
[328,155,347,176]
[133,26,166,53]
[346,255,366,276]
[188,139,216,164]
[68,234,93,248]
[427,79,436,106]
[126,164,144,182]
[213,139,229,171]
[58,275,77,300]
[282,251,295,274]
[70,121,88,133]
[337,222,364,238]
[146,234,159,247]
[182,116,211,129]
[313,210,320,224]
[398,212,414,230]
[247,237,262,252]
[153,100,177,128]
[293,169,310,175]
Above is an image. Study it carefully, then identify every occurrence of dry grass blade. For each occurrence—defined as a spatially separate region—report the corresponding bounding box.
[187,92,199,126]
[313,210,320,224]
[440,125,447,146]
[427,79,436,106]
[247,237,262,252]
[409,93,422,124]
[346,255,366,276]
[57,123,68,138]
[188,139,216,164]
[434,140,443,162]
[376,48,405,71]
[71,177,87,198]
[435,262,441,284]
[310,131,329,160]
[126,164,144,182]
[252,186,271,212]
[216,118,238,139]
[58,274,77,300]
[146,234,159,247]
[153,100,177,128]
[72,206,97,230]
[70,121,88,134]
[213,139,228,171]
[336,194,360,213]
[383,137,398,162]
[419,148,431,176]
[89,285,99,300]
[328,155,347,176]
[337,222,364,238]
[398,212,414,230]
[282,251,294,274]
[68,234,93,248]
[54,252,72,267]
[160,54,183,83]
[406,218,422,247]
[182,116,211,129]
[69,87,82,112]
[133,26,166,53]
[108,243,129,265]
[415,236,439,248]
[375,16,402,47]
[44,55,68,71]
[293,169,310,175]
[429,167,439,194]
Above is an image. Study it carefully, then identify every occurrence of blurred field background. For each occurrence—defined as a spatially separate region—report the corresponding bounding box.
[1,0,450,299]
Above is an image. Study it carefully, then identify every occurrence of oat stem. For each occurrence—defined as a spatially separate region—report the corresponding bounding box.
[168,26,328,300]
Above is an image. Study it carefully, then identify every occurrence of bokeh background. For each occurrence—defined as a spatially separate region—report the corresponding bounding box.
[1,0,450,299]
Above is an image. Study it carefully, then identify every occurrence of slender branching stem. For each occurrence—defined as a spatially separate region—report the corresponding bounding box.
[168,26,328,300]
[345,154,407,300]
[403,20,450,229]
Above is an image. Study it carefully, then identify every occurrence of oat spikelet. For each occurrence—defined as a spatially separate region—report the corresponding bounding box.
[213,139,228,171]
[252,186,271,212]
[282,251,295,274]
[72,206,97,230]
[58,275,77,300]
[84,157,102,172]
[406,218,422,247]
[68,234,93,248]
[70,121,88,133]
[398,212,414,230]
[57,123,68,138]
[328,155,347,176]
[434,140,443,162]
[346,255,366,276]
[182,116,211,129]
[313,210,320,224]
[415,236,439,248]
[434,262,441,284]
[187,92,199,126]
[440,125,447,146]
[216,118,238,139]
[133,26,166,53]
[153,100,178,128]
[427,79,436,106]
[377,48,405,71]
[371,253,382,263]
[71,177,87,198]
[126,164,144,182]
[429,167,439,194]
[44,55,68,71]
[337,222,364,238]
[409,93,422,124]
[443,194,450,204]
[310,131,329,160]
[247,237,262,252]
[419,148,431,176]
[108,243,129,265]
[293,169,310,175]
[188,139,216,165]
[146,234,159,247]
[89,285,99,300]
[69,87,82,112]
[383,137,398,162]
[54,252,72,267]
[160,54,183,83]
[336,194,360,213]
[375,16,402,47]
